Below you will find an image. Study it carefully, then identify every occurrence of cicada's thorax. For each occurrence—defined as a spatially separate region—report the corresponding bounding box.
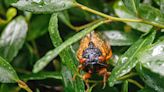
[82,42,108,73]
[82,42,102,63]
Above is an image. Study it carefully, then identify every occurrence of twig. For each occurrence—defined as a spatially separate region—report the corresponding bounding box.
[127,79,144,89]
[76,3,164,29]
[17,80,33,92]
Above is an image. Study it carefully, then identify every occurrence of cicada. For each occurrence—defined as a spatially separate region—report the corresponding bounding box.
[76,31,112,89]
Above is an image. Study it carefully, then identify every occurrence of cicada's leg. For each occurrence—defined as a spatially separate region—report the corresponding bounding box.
[98,56,106,62]
[98,68,110,89]
[79,58,87,64]
[82,73,91,91]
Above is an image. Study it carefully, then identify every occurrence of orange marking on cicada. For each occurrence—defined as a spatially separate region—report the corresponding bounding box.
[79,58,87,64]
[106,49,112,61]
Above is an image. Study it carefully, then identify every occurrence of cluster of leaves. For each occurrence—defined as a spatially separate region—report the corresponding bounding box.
[0,0,164,92]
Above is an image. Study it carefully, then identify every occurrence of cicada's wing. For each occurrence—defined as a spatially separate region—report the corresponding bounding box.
[77,34,90,59]
[90,32,112,60]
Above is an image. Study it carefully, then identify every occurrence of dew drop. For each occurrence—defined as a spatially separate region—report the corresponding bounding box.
[121,57,128,64]
[152,45,164,56]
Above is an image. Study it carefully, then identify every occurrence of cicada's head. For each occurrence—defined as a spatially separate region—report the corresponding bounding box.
[82,42,102,64]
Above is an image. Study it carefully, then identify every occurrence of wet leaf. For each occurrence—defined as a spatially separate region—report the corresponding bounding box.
[136,40,164,92]
[122,0,140,15]
[32,18,104,73]
[20,71,62,81]
[108,30,156,86]
[103,30,139,46]
[4,0,17,7]
[153,0,164,14]
[48,13,85,92]
[0,56,19,83]
[58,11,74,30]
[12,0,76,13]
[0,84,18,92]
[114,1,152,32]
[139,4,164,25]
[0,16,28,62]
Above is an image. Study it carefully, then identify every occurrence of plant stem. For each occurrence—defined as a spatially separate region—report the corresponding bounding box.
[31,40,39,58]
[69,19,104,31]
[118,72,138,80]
[74,19,104,31]
[17,80,33,92]
[127,79,144,89]
[75,3,164,29]
[76,3,142,22]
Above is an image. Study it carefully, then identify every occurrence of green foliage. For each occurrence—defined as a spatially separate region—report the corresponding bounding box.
[48,13,85,92]
[12,0,76,13]
[109,30,156,86]
[0,16,27,62]
[136,40,164,92]
[20,71,62,81]
[0,56,19,83]
[122,0,140,15]
[103,30,139,46]
[32,19,103,73]
[0,0,164,92]
[114,1,152,32]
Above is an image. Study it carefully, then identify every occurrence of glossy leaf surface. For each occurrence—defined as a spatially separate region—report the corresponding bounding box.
[139,4,164,25]
[103,30,138,46]
[20,71,62,81]
[122,0,140,15]
[0,16,28,62]
[0,56,19,83]
[12,0,76,13]
[108,30,156,86]
[114,1,152,32]
[48,13,85,92]
[136,40,164,92]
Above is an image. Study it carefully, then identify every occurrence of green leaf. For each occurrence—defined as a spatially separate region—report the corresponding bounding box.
[153,0,164,14]
[12,0,76,13]
[136,40,164,92]
[27,14,51,40]
[48,13,85,92]
[108,30,156,87]
[0,16,28,62]
[61,65,85,92]
[4,0,17,7]
[58,11,74,30]
[32,18,104,73]
[153,0,161,5]
[122,80,128,92]
[0,84,18,92]
[0,56,19,83]
[6,8,17,22]
[122,0,140,15]
[114,1,152,32]
[20,71,62,81]
[139,4,164,25]
[103,30,139,46]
